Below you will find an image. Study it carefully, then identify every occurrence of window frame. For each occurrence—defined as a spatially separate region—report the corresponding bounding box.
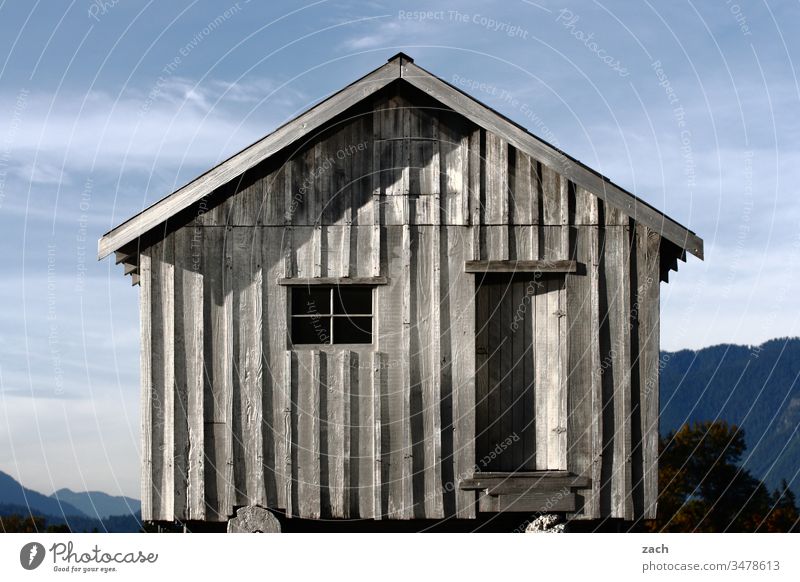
[289,285,374,347]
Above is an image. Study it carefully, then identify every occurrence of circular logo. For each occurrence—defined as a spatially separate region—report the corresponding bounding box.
[20,542,46,570]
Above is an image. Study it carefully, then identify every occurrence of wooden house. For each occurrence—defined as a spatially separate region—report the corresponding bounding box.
[98,54,703,531]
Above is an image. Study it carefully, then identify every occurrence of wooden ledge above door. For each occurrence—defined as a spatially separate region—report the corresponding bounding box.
[464,260,578,274]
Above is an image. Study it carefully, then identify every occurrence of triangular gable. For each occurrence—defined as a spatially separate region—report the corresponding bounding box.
[98,53,703,261]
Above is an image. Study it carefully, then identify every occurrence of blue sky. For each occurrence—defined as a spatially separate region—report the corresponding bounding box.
[0,0,798,498]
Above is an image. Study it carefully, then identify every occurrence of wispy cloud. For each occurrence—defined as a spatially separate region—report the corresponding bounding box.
[0,76,306,180]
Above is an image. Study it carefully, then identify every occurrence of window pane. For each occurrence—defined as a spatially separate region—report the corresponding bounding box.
[333,287,372,315]
[292,287,331,316]
[291,316,331,345]
[333,316,372,344]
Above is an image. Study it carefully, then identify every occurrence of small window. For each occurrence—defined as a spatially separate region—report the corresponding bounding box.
[290,286,373,345]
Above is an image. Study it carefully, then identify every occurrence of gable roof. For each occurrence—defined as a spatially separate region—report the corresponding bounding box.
[98,53,703,261]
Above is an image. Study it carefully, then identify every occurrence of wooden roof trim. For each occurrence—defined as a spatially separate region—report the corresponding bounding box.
[97,57,403,259]
[401,61,703,260]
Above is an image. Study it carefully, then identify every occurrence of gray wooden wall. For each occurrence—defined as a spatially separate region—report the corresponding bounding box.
[138,85,662,523]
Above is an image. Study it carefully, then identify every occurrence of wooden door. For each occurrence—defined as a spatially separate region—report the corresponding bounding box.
[475,275,566,472]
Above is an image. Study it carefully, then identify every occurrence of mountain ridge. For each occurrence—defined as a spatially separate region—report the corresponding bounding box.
[50,488,140,520]
[0,471,86,519]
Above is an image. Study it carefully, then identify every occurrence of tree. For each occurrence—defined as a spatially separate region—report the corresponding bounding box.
[650,421,798,532]
[758,480,799,533]
[0,513,46,533]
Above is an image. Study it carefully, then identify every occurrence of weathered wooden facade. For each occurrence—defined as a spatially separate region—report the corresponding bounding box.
[99,54,702,528]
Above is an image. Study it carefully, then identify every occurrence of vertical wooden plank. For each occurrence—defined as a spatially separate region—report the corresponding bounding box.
[603,213,633,520]
[342,350,352,518]
[262,228,287,510]
[372,352,383,520]
[235,228,265,507]
[469,128,482,260]
[511,150,534,225]
[155,238,175,521]
[432,119,441,226]
[313,224,323,277]
[399,224,413,518]
[588,220,603,518]
[559,178,570,255]
[522,274,536,469]
[201,227,234,521]
[407,141,439,224]
[475,273,490,474]
[382,139,410,225]
[375,226,403,519]
[512,150,537,260]
[541,164,561,226]
[486,284,501,468]
[449,226,476,518]
[297,350,322,518]
[556,278,568,471]
[284,159,295,279]
[485,132,508,259]
[262,163,285,226]
[545,278,563,470]
[319,124,340,227]
[422,226,443,517]
[639,226,661,519]
[284,350,293,518]
[371,108,382,276]
[619,223,633,521]
[511,279,524,470]
[165,235,189,522]
[174,229,202,521]
[499,280,512,462]
[439,114,467,225]
[222,230,235,519]
[533,277,546,470]
[341,122,354,277]
[139,250,153,522]
[328,350,351,518]
[565,192,600,517]
[183,226,206,521]
[485,132,508,224]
